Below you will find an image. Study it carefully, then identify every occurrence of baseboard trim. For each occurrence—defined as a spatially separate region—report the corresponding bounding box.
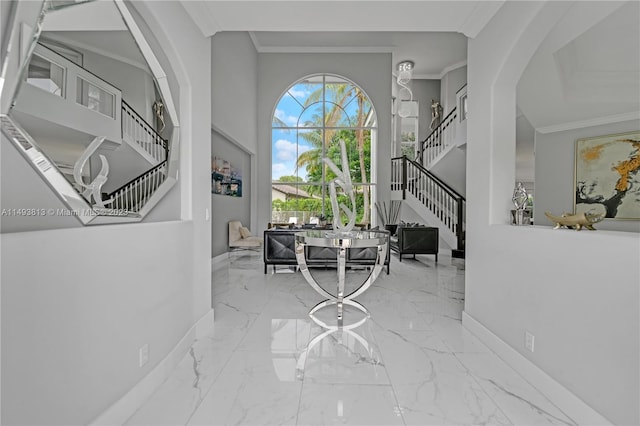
[90,309,215,425]
[461,312,611,425]
[211,252,229,267]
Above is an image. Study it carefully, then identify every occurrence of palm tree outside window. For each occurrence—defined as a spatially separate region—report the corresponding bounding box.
[271,74,377,226]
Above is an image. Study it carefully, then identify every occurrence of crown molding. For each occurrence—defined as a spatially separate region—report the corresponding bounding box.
[248,32,261,52]
[181,1,221,37]
[439,60,467,79]
[248,37,394,55]
[536,111,640,134]
[459,1,505,38]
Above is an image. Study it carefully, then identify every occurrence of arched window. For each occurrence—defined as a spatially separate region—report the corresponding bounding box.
[271,74,377,226]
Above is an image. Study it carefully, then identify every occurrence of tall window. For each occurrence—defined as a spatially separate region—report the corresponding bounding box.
[272,74,376,226]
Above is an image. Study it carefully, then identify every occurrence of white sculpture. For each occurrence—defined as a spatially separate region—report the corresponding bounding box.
[73,136,114,209]
[322,139,357,233]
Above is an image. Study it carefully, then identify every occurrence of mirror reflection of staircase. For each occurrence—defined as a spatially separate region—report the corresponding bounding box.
[8,41,169,217]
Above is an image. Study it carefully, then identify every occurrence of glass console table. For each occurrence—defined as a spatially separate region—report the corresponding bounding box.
[295,230,388,326]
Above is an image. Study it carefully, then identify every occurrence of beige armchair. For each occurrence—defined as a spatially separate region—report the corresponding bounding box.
[228,221,262,251]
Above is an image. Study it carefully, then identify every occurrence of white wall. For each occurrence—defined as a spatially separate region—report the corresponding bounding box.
[466,2,639,425]
[80,48,157,124]
[440,65,467,116]
[516,112,535,183]
[411,79,441,143]
[93,141,155,193]
[257,53,392,233]
[1,221,194,425]
[534,120,640,232]
[1,1,212,424]
[429,147,466,197]
[211,32,258,155]
[211,31,258,235]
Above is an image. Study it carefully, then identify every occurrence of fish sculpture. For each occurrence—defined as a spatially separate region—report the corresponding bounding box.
[544,211,605,231]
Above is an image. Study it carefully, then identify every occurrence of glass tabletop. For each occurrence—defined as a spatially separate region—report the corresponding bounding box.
[295,229,388,249]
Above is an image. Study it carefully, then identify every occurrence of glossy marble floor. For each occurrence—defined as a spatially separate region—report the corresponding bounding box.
[126,251,577,426]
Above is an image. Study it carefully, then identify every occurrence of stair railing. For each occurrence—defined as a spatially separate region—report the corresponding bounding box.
[106,160,167,213]
[416,107,457,167]
[121,100,168,163]
[391,155,465,252]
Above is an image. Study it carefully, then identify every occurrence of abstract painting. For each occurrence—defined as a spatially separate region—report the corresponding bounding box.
[575,131,640,219]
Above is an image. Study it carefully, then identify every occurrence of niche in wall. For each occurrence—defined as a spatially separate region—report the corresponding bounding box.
[516,1,640,231]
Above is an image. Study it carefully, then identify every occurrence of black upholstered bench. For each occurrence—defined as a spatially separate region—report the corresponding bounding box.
[390,226,439,263]
[263,229,391,274]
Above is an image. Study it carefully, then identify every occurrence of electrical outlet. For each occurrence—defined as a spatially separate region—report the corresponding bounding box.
[139,344,149,367]
[525,331,535,352]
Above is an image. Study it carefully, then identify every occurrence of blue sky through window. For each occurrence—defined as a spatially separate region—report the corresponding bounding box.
[271,76,374,181]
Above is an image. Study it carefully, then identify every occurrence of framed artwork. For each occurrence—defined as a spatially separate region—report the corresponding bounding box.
[211,156,242,197]
[574,131,640,220]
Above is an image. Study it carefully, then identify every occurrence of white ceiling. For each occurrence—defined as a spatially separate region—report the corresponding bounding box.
[41,1,149,71]
[517,1,640,132]
[182,1,504,77]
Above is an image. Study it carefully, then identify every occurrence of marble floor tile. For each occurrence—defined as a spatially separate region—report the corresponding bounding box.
[236,314,312,353]
[434,321,493,354]
[189,350,302,426]
[372,326,450,386]
[297,384,404,425]
[454,352,577,425]
[392,351,512,425]
[302,319,390,385]
[127,252,577,426]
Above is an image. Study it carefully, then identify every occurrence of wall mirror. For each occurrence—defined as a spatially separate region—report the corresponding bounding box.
[0,0,179,225]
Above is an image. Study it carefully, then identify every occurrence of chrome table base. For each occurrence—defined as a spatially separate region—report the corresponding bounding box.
[295,230,387,327]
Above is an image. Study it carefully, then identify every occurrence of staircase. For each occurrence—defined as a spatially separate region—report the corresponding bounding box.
[390,102,466,257]
[391,155,466,258]
[122,100,167,165]
[416,106,458,168]
[106,160,168,213]
[7,41,170,218]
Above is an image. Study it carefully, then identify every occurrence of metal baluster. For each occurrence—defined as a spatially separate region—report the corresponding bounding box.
[141,176,145,208]
[446,195,450,228]
[135,180,140,212]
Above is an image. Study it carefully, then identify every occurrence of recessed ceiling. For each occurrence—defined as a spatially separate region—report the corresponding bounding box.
[41,1,148,70]
[182,1,503,77]
[249,31,468,78]
[517,1,640,131]
[182,1,504,37]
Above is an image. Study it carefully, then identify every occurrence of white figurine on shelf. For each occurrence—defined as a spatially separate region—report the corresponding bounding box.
[512,182,528,211]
